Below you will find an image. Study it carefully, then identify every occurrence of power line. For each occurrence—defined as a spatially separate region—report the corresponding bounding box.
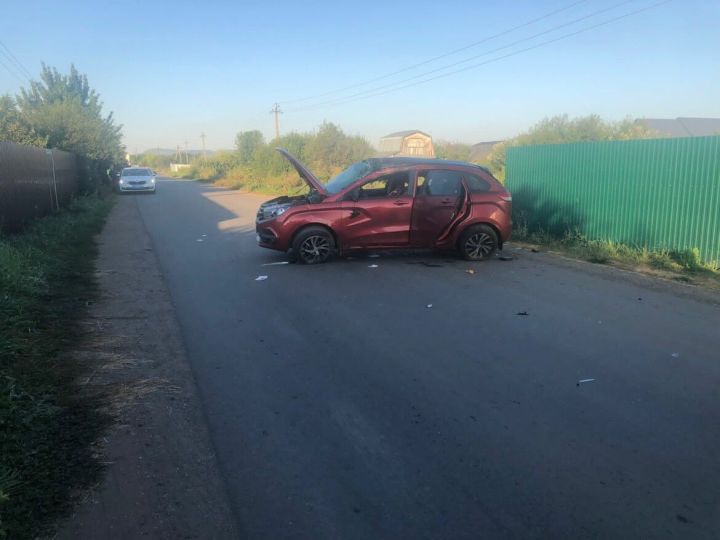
[0,56,26,85]
[290,0,672,113]
[287,0,639,113]
[0,40,33,81]
[283,0,591,106]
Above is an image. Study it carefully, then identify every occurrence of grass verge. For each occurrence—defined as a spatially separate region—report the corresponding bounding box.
[0,195,113,539]
[513,229,720,291]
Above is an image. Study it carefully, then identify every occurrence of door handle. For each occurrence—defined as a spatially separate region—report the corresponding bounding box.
[349,209,360,218]
[393,200,409,206]
[440,198,453,204]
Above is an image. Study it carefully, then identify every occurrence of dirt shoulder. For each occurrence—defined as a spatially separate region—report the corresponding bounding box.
[57,195,238,539]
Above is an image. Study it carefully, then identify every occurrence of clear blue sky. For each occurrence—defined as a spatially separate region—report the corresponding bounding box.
[1,0,718,152]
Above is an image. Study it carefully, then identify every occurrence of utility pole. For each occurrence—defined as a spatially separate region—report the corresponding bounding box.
[175,144,180,162]
[270,103,282,140]
[200,132,206,158]
[184,139,189,164]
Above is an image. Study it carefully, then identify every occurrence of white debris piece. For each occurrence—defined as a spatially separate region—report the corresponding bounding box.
[262,261,290,266]
[255,275,268,281]
[671,352,680,358]
[577,378,596,385]
[368,264,379,268]
[426,304,433,308]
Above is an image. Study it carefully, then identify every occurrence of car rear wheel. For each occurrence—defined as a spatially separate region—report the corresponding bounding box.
[292,226,335,265]
[459,224,498,261]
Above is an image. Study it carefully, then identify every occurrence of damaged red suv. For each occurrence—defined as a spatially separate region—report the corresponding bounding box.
[256,149,512,264]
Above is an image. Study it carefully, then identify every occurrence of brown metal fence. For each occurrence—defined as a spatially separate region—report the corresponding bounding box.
[0,141,78,231]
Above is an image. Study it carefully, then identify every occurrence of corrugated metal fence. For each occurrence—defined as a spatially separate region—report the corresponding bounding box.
[506,136,720,264]
[0,141,78,231]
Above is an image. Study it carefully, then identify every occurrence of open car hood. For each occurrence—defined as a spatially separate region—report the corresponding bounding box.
[275,148,328,196]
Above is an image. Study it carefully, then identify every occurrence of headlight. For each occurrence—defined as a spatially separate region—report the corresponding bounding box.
[119,179,125,184]
[275,206,288,217]
[150,177,155,183]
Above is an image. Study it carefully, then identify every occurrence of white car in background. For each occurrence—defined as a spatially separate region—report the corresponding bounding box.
[117,167,157,193]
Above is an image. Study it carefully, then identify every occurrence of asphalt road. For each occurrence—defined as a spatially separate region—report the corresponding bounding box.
[134,179,720,539]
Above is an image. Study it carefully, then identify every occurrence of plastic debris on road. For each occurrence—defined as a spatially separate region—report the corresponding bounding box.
[262,261,290,266]
[255,275,268,281]
[671,352,680,358]
[368,264,379,268]
[466,269,476,275]
[516,311,529,316]
[498,255,514,261]
[531,248,540,253]
[426,304,433,308]
[368,254,380,258]
[577,378,596,386]
[196,239,204,242]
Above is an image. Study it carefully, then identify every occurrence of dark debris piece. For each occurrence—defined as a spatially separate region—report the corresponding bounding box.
[516,311,529,316]
[498,255,514,261]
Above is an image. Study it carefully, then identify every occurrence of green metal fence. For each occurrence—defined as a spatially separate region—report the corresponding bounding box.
[506,136,720,264]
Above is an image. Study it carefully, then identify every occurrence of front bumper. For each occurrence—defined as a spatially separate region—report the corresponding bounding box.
[118,183,155,192]
[256,224,278,247]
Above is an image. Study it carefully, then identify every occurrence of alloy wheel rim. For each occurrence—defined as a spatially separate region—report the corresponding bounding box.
[300,235,330,263]
[465,232,493,259]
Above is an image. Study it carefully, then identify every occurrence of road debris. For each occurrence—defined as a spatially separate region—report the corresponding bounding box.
[196,239,204,242]
[498,255,514,261]
[201,234,207,237]
[671,352,680,358]
[516,311,529,316]
[368,254,380,258]
[577,378,596,386]
[368,264,379,268]
[261,261,290,266]
[422,262,443,267]
[465,269,476,275]
[531,248,540,253]
[426,304,433,308]
[255,275,268,281]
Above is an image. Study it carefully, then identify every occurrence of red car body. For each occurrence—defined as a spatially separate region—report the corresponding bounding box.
[256,149,512,263]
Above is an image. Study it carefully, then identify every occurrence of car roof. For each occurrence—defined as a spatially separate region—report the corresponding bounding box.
[367,157,494,176]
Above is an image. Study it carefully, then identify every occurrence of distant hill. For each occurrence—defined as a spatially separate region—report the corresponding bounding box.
[139,147,221,157]
[141,148,176,156]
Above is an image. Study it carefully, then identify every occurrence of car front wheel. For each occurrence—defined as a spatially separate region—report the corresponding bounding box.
[459,224,498,261]
[292,226,335,264]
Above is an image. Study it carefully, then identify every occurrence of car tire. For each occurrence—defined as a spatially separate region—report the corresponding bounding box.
[459,224,498,261]
[292,226,335,265]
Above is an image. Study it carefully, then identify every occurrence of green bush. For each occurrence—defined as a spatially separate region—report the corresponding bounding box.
[671,248,705,271]
[187,122,375,194]
[0,196,112,539]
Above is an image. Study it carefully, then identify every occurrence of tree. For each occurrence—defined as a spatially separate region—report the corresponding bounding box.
[235,130,265,164]
[306,122,374,178]
[0,95,47,146]
[435,141,472,161]
[487,114,658,181]
[15,64,125,166]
